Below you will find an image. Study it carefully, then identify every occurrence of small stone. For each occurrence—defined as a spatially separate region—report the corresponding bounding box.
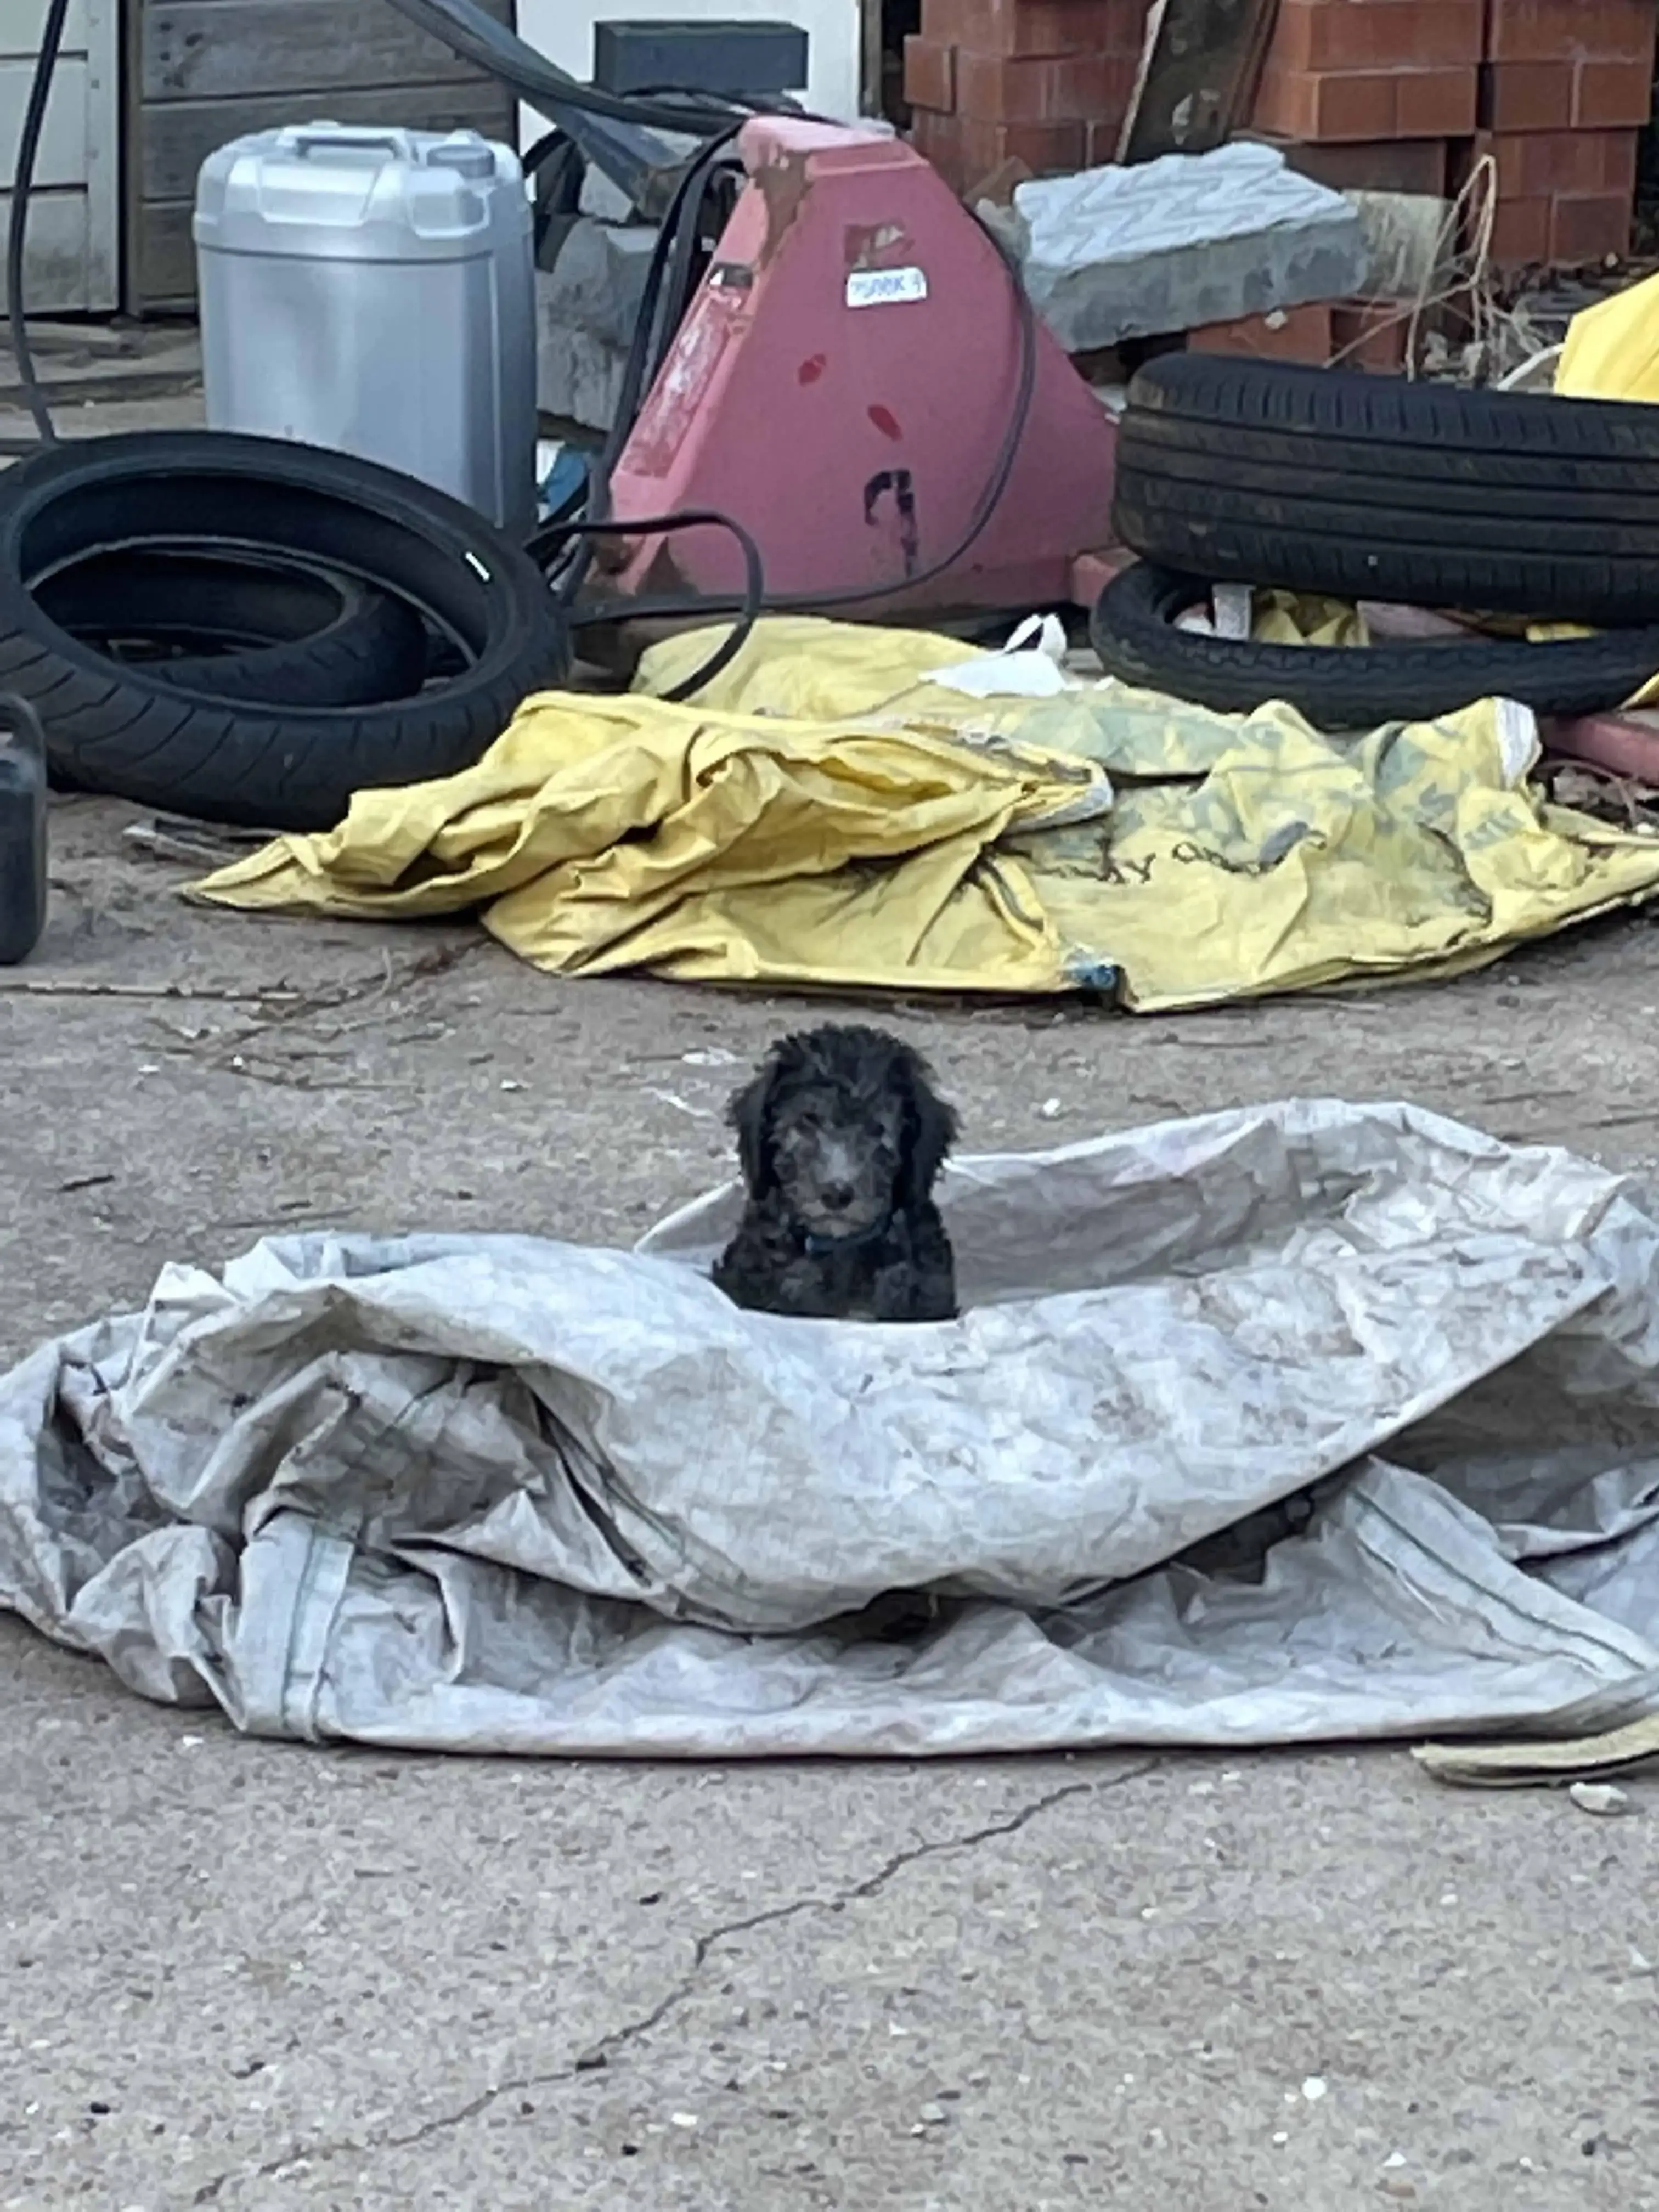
[669,2112,698,2129]
[500,1078,523,1092]
[919,2102,947,2125]
[1272,2131,1289,2146]
[1382,2152,1406,2169]
[1302,2077,1328,2102]
[1039,1098,1062,1120]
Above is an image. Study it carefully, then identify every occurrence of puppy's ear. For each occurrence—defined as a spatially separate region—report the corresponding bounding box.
[728,1062,779,1197]
[895,1047,959,1204]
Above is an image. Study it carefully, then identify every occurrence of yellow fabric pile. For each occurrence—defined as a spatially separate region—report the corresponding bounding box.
[190,615,1659,1010]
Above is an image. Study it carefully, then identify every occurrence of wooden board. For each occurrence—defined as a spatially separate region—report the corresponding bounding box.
[123,0,516,313]
[141,0,514,103]
[139,77,515,200]
[1119,0,1279,165]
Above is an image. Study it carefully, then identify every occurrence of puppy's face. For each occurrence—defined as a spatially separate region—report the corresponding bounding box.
[770,1079,905,1239]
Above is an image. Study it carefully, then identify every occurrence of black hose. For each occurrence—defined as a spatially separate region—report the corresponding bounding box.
[537,507,766,698]
[533,127,747,613]
[4,0,70,447]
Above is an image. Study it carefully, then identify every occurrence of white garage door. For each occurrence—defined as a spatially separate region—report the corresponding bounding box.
[0,0,118,312]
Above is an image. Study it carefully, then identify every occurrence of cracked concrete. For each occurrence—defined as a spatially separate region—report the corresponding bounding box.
[7,793,1659,2209]
[187,1769,1158,2204]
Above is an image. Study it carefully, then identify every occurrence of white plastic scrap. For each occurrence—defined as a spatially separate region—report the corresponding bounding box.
[923,612,1072,699]
[1568,1781,1637,1817]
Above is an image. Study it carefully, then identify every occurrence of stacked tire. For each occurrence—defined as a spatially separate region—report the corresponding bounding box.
[0,433,570,829]
[1092,354,1659,726]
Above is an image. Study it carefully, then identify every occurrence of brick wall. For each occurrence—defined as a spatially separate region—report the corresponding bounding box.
[903,0,1152,192]
[1475,0,1657,266]
[904,0,1658,279]
[1249,0,1655,269]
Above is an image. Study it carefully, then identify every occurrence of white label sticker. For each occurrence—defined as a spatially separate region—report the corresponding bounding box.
[846,266,928,309]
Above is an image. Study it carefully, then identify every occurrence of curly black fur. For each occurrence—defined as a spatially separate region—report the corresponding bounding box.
[712,1024,960,1322]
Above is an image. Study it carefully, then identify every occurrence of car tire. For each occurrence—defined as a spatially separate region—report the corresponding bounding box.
[1088,561,1659,727]
[0,431,569,829]
[1111,353,1659,625]
[36,547,431,708]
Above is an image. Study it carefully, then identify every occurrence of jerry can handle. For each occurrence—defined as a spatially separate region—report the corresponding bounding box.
[0,692,46,758]
[289,126,418,162]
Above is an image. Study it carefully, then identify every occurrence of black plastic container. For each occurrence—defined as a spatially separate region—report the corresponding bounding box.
[0,693,47,965]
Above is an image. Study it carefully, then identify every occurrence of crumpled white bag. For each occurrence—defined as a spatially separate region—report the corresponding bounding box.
[4,1098,1659,1758]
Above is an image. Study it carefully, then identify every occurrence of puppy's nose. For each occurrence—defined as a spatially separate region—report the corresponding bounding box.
[821,1182,855,1212]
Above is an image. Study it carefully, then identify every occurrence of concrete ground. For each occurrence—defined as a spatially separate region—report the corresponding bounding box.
[4,359,1659,2210]
[7,797,1659,2212]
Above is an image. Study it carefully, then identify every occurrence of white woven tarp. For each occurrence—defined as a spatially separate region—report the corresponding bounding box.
[5,1098,1659,1757]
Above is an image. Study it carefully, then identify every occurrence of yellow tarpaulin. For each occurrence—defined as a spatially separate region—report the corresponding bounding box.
[1556,267,1659,404]
[189,616,1659,1009]
[1544,272,1659,704]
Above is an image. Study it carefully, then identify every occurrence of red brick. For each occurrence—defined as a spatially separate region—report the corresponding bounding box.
[1487,1,1656,64]
[1253,62,1474,141]
[1253,65,1397,139]
[1473,127,1639,200]
[1398,65,1479,135]
[1573,58,1656,128]
[1487,193,1550,266]
[909,111,1087,191]
[1189,304,1335,364]
[917,0,1149,59]
[1549,191,1633,263]
[1259,132,1450,194]
[1269,0,1483,72]
[1480,60,1572,131]
[902,34,956,112]
[1330,300,1411,373]
[1084,117,1121,165]
[953,45,1139,121]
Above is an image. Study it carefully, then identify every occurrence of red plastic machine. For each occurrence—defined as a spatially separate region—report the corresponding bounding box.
[605,116,1121,620]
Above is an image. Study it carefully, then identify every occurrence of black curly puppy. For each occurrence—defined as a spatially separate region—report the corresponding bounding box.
[713,1025,960,1322]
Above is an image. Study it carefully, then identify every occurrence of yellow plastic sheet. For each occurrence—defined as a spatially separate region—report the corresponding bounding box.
[190,617,1659,1010]
[1544,274,1659,703]
[1556,267,1659,404]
